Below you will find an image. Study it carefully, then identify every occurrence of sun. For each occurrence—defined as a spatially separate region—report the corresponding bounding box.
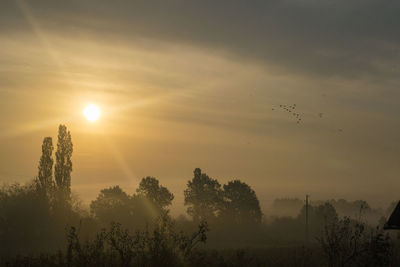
[83,104,101,122]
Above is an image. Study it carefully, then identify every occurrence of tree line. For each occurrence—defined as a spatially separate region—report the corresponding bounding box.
[0,125,263,254]
[0,125,396,266]
[32,124,263,228]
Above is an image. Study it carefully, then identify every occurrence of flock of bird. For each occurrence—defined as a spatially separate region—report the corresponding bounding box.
[272,103,343,133]
[272,104,303,124]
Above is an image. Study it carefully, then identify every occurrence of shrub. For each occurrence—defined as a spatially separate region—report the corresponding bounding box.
[317,217,392,267]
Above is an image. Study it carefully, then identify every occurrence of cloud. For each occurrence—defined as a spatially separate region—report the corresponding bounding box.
[2,0,400,79]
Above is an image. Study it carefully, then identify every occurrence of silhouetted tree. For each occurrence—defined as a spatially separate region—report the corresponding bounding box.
[298,202,338,239]
[90,186,132,225]
[299,202,338,224]
[91,178,175,229]
[0,182,61,256]
[136,176,174,211]
[315,203,338,222]
[55,124,73,202]
[318,216,391,267]
[184,168,223,222]
[221,180,262,224]
[36,137,54,198]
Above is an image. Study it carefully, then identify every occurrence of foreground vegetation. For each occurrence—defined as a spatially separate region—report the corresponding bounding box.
[2,217,399,267]
[0,125,399,266]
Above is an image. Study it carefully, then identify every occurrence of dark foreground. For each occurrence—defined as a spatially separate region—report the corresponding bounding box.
[2,216,400,267]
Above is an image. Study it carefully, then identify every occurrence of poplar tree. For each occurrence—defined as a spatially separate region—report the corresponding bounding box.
[37,137,54,196]
[54,124,73,201]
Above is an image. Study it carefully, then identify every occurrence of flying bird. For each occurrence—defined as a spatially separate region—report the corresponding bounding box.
[276,103,302,124]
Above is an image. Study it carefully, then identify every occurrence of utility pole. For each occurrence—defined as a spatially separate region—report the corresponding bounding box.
[306,194,309,244]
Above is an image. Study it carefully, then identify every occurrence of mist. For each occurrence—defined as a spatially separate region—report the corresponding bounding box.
[1,0,400,266]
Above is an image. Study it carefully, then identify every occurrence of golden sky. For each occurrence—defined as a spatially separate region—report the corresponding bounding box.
[1,0,400,213]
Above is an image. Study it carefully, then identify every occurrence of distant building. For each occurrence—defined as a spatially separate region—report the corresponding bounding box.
[384,201,400,230]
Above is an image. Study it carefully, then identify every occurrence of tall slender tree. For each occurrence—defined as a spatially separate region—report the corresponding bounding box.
[54,124,73,201]
[36,137,54,196]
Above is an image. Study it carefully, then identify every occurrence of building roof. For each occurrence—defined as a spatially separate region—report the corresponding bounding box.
[384,201,400,230]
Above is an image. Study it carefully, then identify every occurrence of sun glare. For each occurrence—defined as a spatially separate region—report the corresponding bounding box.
[83,104,101,122]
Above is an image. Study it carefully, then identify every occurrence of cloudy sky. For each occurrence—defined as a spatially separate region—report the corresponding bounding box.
[1,0,399,213]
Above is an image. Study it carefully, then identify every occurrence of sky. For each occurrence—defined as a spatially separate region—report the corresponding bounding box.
[0,0,400,214]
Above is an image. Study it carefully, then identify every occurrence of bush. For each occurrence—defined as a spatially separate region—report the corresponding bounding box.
[4,214,209,267]
[317,216,392,267]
